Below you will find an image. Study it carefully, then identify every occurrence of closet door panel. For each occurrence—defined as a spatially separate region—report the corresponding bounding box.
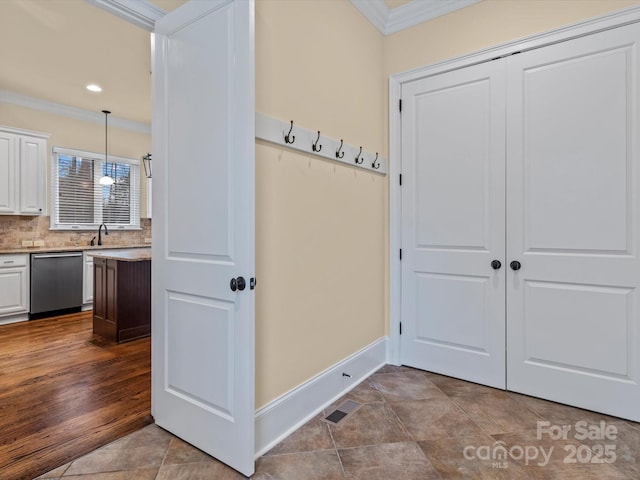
[506,22,640,422]
[401,61,506,388]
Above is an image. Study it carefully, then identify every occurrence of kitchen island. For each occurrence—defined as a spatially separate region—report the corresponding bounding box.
[90,249,151,343]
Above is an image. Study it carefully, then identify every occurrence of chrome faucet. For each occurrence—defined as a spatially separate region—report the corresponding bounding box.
[98,223,109,246]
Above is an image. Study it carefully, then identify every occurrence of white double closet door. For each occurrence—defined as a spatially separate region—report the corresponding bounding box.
[400,21,640,422]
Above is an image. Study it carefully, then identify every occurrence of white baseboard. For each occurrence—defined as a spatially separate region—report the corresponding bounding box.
[0,313,29,326]
[254,336,388,457]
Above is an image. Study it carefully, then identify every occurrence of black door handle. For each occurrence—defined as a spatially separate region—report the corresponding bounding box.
[230,276,246,292]
[510,260,521,271]
[490,260,501,270]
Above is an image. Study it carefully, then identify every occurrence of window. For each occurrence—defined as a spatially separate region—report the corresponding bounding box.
[51,147,140,230]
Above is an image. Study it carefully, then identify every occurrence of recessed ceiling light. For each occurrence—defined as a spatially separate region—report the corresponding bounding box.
[86,84,102,93]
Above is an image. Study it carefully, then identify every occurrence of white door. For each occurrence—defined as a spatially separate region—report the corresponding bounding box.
[506,23,640,422]
[400,61,507,388]
[151,0,255,476]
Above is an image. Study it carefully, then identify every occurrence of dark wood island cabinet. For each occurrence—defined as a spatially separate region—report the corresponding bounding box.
[91,249,151,343]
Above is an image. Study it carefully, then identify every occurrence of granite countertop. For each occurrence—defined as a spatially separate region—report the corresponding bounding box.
[0,244,150,255]
[87,248,151,262]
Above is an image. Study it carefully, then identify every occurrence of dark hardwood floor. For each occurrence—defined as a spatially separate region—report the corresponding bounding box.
[0,311,152,480]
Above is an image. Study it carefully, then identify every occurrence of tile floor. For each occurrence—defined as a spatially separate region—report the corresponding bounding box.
[37,365,640,479]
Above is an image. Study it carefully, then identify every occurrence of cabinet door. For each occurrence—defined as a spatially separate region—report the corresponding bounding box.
[0,132,16,214]
[0,267,28,316]
[83,254,94,304]
[19,136,46,215]
[93,258,106,322]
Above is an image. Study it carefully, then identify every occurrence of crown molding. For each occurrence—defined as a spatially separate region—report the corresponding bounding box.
[350,0,481,36]
[0,90,151,135]
[84,0,166,31]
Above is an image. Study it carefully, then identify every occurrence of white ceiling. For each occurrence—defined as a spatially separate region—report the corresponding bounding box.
[0,0,476,129]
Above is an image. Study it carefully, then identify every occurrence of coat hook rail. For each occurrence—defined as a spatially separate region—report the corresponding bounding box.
[255,113,388,175]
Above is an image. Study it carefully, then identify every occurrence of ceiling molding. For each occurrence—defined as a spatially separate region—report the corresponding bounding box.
[0,90,151,135]
[350,0,482,35]
[84,0,166,31]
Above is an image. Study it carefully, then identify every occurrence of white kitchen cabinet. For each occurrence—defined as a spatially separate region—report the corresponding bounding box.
[0,126,49,216]
[19,136,47,214]
[0,131,16,214]
[0,254,29,318]
[83,251,94,305]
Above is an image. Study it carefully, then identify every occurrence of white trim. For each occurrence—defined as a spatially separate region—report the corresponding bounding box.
[84,0,165,31]
[387,0,480,35]
[388,5,640,369]
[0,125,50,139]
[0,314,29,326]
[0,90,151,135]
[350,0,481,36]
[388,76,402,367]
[254,336,387,457]
[256,112,387,175]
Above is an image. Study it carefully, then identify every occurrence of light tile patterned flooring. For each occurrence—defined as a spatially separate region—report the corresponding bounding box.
[38,365,640,479]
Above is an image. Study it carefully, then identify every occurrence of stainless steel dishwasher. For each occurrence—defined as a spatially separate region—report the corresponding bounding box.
[30,252,83,316]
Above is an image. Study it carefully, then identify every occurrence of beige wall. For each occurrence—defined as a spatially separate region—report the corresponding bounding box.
[383,0,640,153]
[254,0,640,409]
[0,103,151,218]
[255,0,386,407]
[384,0,640,77]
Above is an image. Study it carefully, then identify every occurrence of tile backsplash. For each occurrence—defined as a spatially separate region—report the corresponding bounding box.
[0,216,151,250]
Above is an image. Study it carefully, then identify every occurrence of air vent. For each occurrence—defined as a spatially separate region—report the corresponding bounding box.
[322,399,361,425]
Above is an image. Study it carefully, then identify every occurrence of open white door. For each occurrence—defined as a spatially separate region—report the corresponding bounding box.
[400,61,506,388]
[151,0,255,476]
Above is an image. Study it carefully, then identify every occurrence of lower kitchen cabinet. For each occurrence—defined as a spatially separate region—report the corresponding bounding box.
[0,254,29,318]
[93,256,150,343]
[83,252,94,305]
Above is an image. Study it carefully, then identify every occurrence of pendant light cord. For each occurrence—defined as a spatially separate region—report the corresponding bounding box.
[102,109,111,175]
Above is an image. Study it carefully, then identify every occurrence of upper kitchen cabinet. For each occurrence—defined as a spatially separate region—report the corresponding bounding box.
[0,126,49,216]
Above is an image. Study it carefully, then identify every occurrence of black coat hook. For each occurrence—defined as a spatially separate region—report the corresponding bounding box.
[284,120,295,144]
[355,146,363,165]
[312,131,322,152]
[336,139,345,159]
[372,153,380,169]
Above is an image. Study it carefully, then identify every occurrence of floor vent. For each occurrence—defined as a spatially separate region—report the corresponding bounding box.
[322,399,361,425]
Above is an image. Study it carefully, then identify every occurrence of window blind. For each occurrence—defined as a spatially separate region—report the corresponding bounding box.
[51,147,140,230]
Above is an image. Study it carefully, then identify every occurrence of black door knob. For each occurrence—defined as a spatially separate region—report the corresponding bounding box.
[490,260,501,270]
[230,276,246,292]
[510,260,521,271]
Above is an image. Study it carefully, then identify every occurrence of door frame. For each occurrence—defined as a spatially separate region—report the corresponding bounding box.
[388,5,640,366]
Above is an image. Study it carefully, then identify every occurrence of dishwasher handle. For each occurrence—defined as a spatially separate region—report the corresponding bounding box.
[32,252,83,259]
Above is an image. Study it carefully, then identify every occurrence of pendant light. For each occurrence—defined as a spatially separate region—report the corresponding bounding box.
[99,109,114,186]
